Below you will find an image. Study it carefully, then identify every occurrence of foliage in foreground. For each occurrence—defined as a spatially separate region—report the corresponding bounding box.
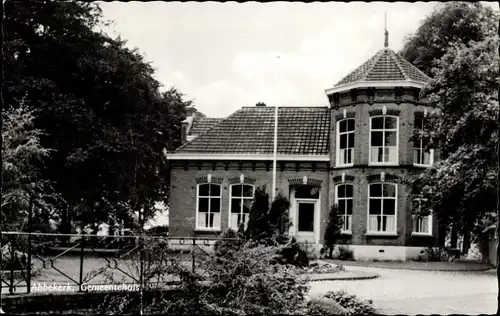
[99,242,311,315]
[324,290,378,315]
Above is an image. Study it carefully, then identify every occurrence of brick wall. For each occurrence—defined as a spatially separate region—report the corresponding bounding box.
[169,161,330,240]
[329,90,438,247]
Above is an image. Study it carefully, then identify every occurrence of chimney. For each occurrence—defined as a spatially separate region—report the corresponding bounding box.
[256,102,266,107]
[186,106,197,118]
[181,106,196,144]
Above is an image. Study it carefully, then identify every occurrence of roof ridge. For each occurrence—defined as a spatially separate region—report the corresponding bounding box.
[361,49,386,81]
[172,108,241,153]
[388,49,409,80]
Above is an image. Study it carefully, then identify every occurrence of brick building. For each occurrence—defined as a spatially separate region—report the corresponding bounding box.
[166,38,439,261]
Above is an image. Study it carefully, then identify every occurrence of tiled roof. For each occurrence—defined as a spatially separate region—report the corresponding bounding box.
[189,117,223,136]
[335,48,430,86]
[174,107,330,156]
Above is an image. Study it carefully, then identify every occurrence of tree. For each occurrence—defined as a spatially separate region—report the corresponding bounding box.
[400,2,498,76]
[408,34,498,241]
[1,106,54,231]
[401,1,499,251]
[245,186,292,244]
[245,186,271,242]
[4,1,190,231]
[323,204,344,259]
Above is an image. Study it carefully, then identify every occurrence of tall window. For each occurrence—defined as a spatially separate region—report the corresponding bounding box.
[336,119,355,166]
[197,184,221,229]
[413,117,433,166]
[368,183,397,233]
[336,184,353,232]
[370,116,398,164]
[230,184,254,229]
[413,198,432,235]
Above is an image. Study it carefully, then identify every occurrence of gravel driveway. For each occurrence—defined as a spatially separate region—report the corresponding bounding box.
[308,266,497,315]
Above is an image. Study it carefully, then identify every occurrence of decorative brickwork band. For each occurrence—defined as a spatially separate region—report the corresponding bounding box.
[287,177,322,187]
[367,173,400,183]
[334,111,356,121]
[228,176,256,184]
[195,175,224,184]
[368,108,401,116]
[332,175,355,183]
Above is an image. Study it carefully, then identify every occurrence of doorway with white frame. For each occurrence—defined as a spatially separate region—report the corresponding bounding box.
[289,185,321,244]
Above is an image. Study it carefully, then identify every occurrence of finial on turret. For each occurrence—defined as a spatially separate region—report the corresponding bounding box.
[384,12,389,48]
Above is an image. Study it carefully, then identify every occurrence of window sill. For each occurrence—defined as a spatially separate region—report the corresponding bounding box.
[340,231,352,236]
[334,164,354,169]
[411,232,433,237]
[368,163,399,167]
[413,164,432,168]
[194,228,221,233]
[365,232,398,237]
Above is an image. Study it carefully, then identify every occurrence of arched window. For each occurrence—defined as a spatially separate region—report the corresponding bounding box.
[196,184,222,229]
[336,118,355,166]
[368,183,397,233]
[370,116,398,164]
[335,184,353,232]
[229,184,255,229]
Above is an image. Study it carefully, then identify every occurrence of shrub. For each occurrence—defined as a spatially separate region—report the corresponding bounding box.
[421,246,455,262]
[274,236,310,267]
[99,243,311,315]
[307,298,348,316]
[324,204,344,259]
[1,246,30,271]
[213,228,244,258]
[324,290,378,315]
[145,225,169,236]
[337,245,354,261]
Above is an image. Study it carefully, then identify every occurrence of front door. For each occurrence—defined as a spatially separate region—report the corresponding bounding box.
[295,200,317,243]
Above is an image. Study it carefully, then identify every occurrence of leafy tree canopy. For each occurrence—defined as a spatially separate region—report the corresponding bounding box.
[400,2,498,76]
[408,29,499,236]
[4,1,191,230]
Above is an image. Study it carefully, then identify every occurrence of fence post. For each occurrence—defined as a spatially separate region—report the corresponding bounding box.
[27,197,33,294]
[79,233,85,292]
[192,239,196,273]
[139,207,144,316]
[9,237,14,294]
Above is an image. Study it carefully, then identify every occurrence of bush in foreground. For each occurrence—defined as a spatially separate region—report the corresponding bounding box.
[324,290,378,315]
[99,242,311,315]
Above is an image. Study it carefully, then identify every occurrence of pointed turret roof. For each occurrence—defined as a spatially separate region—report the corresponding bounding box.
[325,16,430,95]
[335,48,430,87]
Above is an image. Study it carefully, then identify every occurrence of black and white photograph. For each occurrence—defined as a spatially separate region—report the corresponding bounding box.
[1,1,499,315]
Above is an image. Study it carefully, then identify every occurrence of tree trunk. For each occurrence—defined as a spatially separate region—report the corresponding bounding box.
[451,224,458,249]
[463,229,472,256]
[329,246,333,259]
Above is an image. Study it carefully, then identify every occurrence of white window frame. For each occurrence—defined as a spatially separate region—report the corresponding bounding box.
[195,183,222,231]
[366,182,398,235]
[228,183,255,230]
[335,184,353,234]
[336,118,355,167]
[412,198,433,236]
[369,115,399,166]
[413,117,434,167]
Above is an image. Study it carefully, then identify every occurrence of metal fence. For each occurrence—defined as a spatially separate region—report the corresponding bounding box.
[0,231,321,297]
[0,231,233,295]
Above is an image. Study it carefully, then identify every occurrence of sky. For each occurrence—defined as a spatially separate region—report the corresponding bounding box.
[98,1,498,118]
